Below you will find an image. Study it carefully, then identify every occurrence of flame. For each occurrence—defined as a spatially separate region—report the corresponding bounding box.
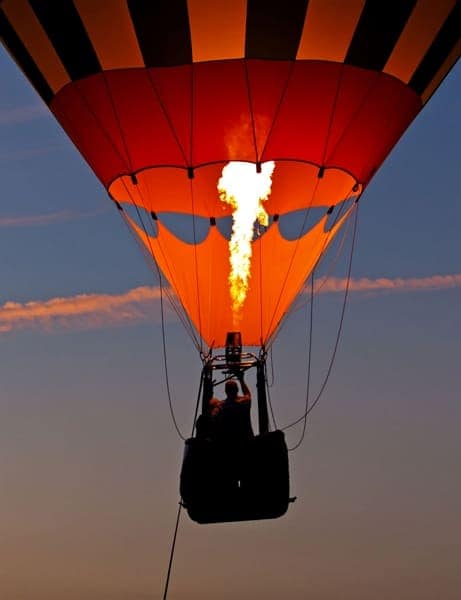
[218,161,275,324]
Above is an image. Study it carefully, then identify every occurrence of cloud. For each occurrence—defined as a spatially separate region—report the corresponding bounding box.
[0,209,108,228]
[0,143,63,162]
[0,286,165,335]
[1,274,459,336]
[0,103,58,162]
[318,274,461,294]
[0,103,48,125]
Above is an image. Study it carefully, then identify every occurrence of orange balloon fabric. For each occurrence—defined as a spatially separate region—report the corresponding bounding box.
[2,1,459,348]
[126,207,353,347]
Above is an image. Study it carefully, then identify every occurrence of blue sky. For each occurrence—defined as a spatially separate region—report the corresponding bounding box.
[1,44,460,600]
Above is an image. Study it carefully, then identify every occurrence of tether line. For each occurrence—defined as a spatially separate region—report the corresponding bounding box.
[162,502,183,600]
[161,373,204,599]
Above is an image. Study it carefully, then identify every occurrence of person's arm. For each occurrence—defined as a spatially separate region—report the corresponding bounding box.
[237,372,251,403]
[209,397,222,416]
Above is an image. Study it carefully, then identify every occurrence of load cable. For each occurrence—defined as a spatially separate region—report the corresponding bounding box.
[293,198,354,314]
[158,271,187,441]
[161,373,203,600]
[288,271,314,451]
[284,200,359,436]
[117,202,194,441]
[116,186,201,348]
[264,185,353,352]
[265,361,278,430]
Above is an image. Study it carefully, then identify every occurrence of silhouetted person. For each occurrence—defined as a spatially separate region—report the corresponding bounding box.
[212,372,254,494]
[213,373,253,443]
[195,397,221,440]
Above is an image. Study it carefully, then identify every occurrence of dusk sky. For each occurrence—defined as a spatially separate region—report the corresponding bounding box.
[1,41,460,600]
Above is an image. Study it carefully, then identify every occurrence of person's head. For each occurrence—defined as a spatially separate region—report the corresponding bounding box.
[225,379,238,400]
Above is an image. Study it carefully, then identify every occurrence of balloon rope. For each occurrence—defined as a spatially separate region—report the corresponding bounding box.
[288,271,314,451]
[264,360,278,430]
[266,186,355,348]
[162,501,183,600]
[117,176,201,347]
[264,192,356,433]
[115,202,196,341]
[244,60,260,164]
[145,69,189,165]
[189,367,204,439]
[262,176,322,344]
[257,62,296,160]
[291,191,355,316]
[71,77,131,171]
[116,205,191,441]
[283,199,359,435]
[261,65,347,344]
[66,77,200,349]
[189,179,204,352]
[158,266,187,441]
[130,200,201,349]
[161,373,204,600]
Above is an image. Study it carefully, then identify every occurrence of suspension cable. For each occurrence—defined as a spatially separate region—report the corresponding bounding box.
[264,188,355,353]
[264,361,278,430]
[158,272,187,441]
[288,271,314,451]
[130,199,201,350]
[268,345,275,387]
[116,203,196,441]
[292,200,354,314]
[190,368,204,438]
[283,199,359,434]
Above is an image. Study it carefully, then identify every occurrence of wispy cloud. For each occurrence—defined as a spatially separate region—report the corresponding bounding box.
[0,286,164,334]
[0,143,63,162]
[1,274,459,336]
[0,103,48,125]
[0,103,58,162]
[318,274,461,294]
[0,209,108,228]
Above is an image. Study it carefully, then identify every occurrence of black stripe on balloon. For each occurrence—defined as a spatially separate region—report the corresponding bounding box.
[0,9,53,104]
[245,0,309,59]
[345,0,417,71]
[127,0,192,67]
[29,0,100,80]
[409,2,461,96]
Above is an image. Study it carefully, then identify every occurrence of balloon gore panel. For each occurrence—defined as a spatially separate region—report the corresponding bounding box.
[50,60,421,191]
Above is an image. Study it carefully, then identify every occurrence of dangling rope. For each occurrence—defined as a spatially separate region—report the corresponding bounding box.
[162,500,182,600]
[161,370,204,600]
[283,199,359,436]
[288,271,314,451]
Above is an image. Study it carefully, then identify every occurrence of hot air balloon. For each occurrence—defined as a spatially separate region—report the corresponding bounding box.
[1,1,459,523]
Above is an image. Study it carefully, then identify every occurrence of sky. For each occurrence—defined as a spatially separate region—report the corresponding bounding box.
[1,43,460,600]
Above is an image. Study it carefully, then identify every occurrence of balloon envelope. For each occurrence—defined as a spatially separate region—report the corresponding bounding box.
[1,0,459,347]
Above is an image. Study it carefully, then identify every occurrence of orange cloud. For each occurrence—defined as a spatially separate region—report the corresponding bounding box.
[0,286,164,334]
[318,274,461,294]
[1,274,459,336]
